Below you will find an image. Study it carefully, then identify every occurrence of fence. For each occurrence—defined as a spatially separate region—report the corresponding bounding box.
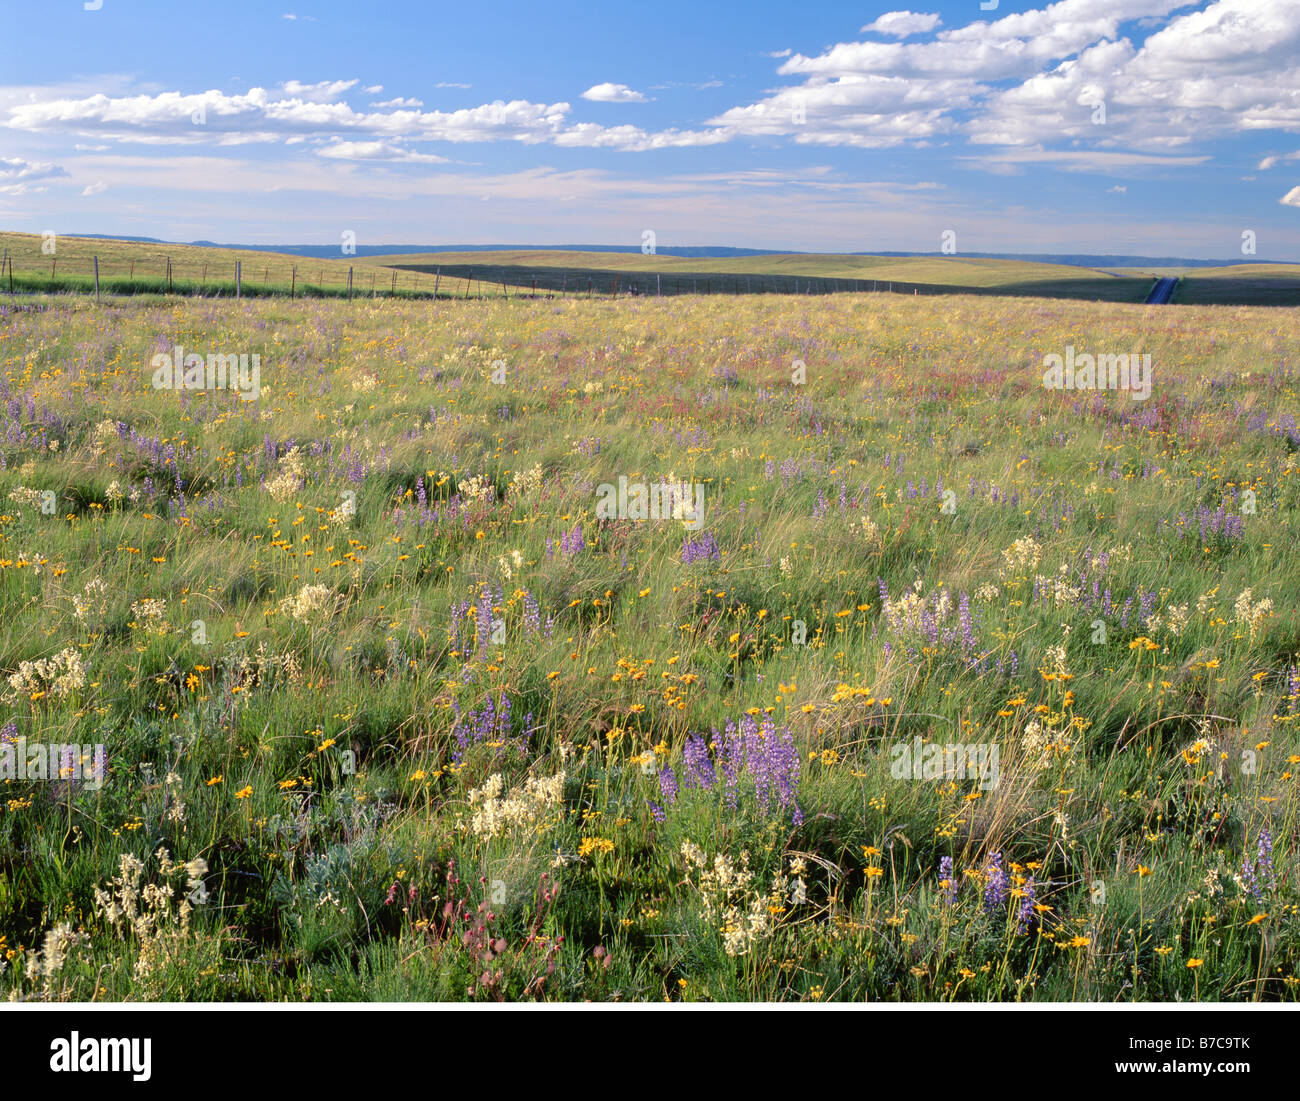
[0,247,922,303]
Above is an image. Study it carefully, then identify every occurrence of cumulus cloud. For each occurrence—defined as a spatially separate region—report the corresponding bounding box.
[581,83,649,103]
[1281,185,1300,206]
[861,11,942,37]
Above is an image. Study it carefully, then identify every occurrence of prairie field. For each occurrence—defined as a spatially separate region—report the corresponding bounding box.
[0,288,1298,1002]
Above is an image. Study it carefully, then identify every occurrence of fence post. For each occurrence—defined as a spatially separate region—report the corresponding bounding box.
[561,273,567,296]
[657,274,661,297]
[433,267,441,299]
[236,261,241,299]
[347,267,353,300]
[94,256,100,302]
[465,269,473,299]
[291,267,296,299]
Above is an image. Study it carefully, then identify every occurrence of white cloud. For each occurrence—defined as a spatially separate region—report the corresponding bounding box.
[364,85,383,94]
[1107,184,1127,192]
[82,181,107,195]
[861,11,943,38]
[1282,185,1300,206]
[316,140,447,163]
[280,79,357,102]
[581,83,649,103]
[282,13,316,21]
[0,156,69,184]
[372,97,424,108]
[1260,155,1280,169]
[436,82,472,89]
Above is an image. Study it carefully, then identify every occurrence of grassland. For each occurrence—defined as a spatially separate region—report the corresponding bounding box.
[0,284,1298,1002]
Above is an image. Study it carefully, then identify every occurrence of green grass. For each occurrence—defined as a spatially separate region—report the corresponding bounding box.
[0,287,1298,1002]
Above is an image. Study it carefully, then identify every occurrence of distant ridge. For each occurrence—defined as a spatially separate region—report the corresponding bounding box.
[34,234,1300,269]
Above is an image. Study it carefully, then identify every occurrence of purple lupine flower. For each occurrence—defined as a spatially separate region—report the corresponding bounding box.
[658,765,679,809]
[1017,875,1037,932]
[559,525,585,557]
[681,533,721,565]
[939,856,958,904]
[983,852,1008,910]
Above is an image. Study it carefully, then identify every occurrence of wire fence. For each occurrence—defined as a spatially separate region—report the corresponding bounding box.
[0,247,919,303]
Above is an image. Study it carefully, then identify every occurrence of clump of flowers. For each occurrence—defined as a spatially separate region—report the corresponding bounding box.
[1240,826,1276,901]
[92,848,209,988]
[72,577,111,627]
[679,842,806,957]
[90,419,121,458]
[458,475,496,505]
[559,525,585,557]
[497,549,525,581]
[7,486,45,510]
[653,713,802,825]
[467,769,566,840]
[278,583,338,623]
[1233,588,1273,635]
[265,446,308,502]
[509,463,543,498]
[129,597,170,636]
[7,647,88,702]
[1000,535,1042,579]
[11,922,88,1001]
[681,532,721,565]
[450,692,534,764]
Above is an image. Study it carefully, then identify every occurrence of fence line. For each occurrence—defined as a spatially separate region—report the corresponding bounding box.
[0,250,911,303]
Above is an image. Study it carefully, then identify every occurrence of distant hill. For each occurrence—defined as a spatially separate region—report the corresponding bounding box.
[55,234,1297,268]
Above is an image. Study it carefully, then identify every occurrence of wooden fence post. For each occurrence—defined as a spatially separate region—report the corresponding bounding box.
[347,267,353,300]
[291,267,296,299]
[94,256,100,302]
[433,267,441,299]
[236,261,241,299]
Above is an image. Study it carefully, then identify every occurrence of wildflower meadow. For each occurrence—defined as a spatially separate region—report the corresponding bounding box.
[0,287,1297,1004]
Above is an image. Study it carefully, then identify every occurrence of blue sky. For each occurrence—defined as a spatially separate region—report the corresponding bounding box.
[1,0,1298,258]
